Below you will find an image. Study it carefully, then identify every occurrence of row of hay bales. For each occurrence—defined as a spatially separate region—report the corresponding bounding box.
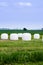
[0,33,42,41]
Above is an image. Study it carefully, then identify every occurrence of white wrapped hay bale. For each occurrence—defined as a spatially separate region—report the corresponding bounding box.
[22,33,31,41]
[34,34,40,39]
[1,33,8,40]
[10,33,18,40]
[18,33,22,38]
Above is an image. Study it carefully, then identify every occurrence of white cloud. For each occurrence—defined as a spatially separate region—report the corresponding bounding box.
[0,2,8,7]
[15,2,32,7]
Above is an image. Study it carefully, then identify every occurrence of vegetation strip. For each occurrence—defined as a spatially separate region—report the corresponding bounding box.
[0,50,43,63]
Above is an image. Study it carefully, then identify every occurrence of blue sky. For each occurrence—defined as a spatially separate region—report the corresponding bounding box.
[0,0,43,29]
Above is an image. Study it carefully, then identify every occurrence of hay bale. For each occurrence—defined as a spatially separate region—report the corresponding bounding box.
[10,33,18,40]
[22,33,31,41]
[1,33,8,40]
[34,34,40,39]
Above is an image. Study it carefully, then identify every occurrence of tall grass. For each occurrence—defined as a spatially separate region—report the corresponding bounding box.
[0,50,43,64]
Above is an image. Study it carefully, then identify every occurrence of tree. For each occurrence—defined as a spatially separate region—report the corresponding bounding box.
[23,28,27,31]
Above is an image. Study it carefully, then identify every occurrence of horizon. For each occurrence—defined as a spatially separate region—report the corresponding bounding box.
[0,27,42,30]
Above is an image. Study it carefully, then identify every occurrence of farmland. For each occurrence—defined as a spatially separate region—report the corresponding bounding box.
[0,30,43,35]
[0,38,43,65]
[0,30,43,65]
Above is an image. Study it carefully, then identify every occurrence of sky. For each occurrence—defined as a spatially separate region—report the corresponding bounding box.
[0,0,43,29]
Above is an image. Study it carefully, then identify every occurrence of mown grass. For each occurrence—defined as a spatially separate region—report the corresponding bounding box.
[0,39,43,48]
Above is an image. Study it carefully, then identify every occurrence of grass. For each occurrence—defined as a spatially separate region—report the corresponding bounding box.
[0,39,43,47]
[0,35,43,64]
[0,38,43,53]
[0,50,43,64]
[0,62,43,65]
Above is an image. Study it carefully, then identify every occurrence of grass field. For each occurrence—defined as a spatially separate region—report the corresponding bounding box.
[0,37,43,65]
[0,30,43,65]
[0,30,43,35]
[0,61,43,65]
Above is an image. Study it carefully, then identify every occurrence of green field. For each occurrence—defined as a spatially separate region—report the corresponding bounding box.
[0,30,43,35]
[0,62,43,65]
[0,30,43,65]
[0,38,43,65]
